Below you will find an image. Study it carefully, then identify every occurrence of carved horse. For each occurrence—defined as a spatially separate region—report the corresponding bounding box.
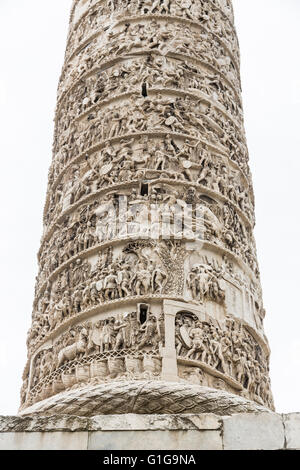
[57,328,88,368]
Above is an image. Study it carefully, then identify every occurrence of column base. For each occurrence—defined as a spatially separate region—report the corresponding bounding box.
[19,381,267,417]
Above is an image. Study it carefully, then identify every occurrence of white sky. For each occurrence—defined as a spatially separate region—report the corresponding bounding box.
[0,0,299,415]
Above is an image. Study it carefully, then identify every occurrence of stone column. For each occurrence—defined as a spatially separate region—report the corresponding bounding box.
[20,0,274,416]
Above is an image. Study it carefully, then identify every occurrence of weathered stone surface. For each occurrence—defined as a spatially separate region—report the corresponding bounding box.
[91,413,222,431]
[283,413,300,450]
[0,432,89,451]
[0,415,90,433]
[0,413,221,433]
[1,413,300,450]
[88,430,223,451]
[19,382,268,417]
[223,413,285,450]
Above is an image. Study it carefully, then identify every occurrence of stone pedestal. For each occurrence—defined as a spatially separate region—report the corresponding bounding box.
[1,413,299,450]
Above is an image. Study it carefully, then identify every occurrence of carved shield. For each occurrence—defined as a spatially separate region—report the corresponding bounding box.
[179,326,192,349]
[183,160,192,169]
[100,163,113,176]
[165,116,176,126]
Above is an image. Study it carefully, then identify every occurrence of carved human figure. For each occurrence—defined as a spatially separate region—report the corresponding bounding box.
[152,266,167,294]
[186,321,204,360]
[117,264,132,298]
[137,315,158,350]
[132,262,152,296]
[103,269,118,301]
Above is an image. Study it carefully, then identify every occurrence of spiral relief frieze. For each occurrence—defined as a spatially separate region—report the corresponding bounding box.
[21,0,274,415]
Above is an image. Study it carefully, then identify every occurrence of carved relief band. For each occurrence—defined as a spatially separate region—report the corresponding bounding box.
[20,0,274,416]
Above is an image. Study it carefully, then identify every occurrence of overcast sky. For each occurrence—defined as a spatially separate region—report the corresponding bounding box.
[0,0,299,415]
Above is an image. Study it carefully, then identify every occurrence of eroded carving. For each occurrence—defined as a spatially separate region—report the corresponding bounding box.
[176,312,273,409]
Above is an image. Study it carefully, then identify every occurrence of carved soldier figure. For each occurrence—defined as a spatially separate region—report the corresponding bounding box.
[88,320,105,354]
[186,321,204,360]
[186,267,198,300]
[132,262,152,296]
[103,317,117,352]
[196,264,211,304]
[127,312,140,349]
[152,266,167,294]
[103,269,118,301]
[117,264,132,298]
[114,317,130,351]
[137,315,158,350]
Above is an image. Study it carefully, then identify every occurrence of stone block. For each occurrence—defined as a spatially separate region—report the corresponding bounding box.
[0,432,89,450]
[223,413,285,450]
[88,430,223,451]
[90,413,222,431]
[0,415,90,432]
[283,413,300,450]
